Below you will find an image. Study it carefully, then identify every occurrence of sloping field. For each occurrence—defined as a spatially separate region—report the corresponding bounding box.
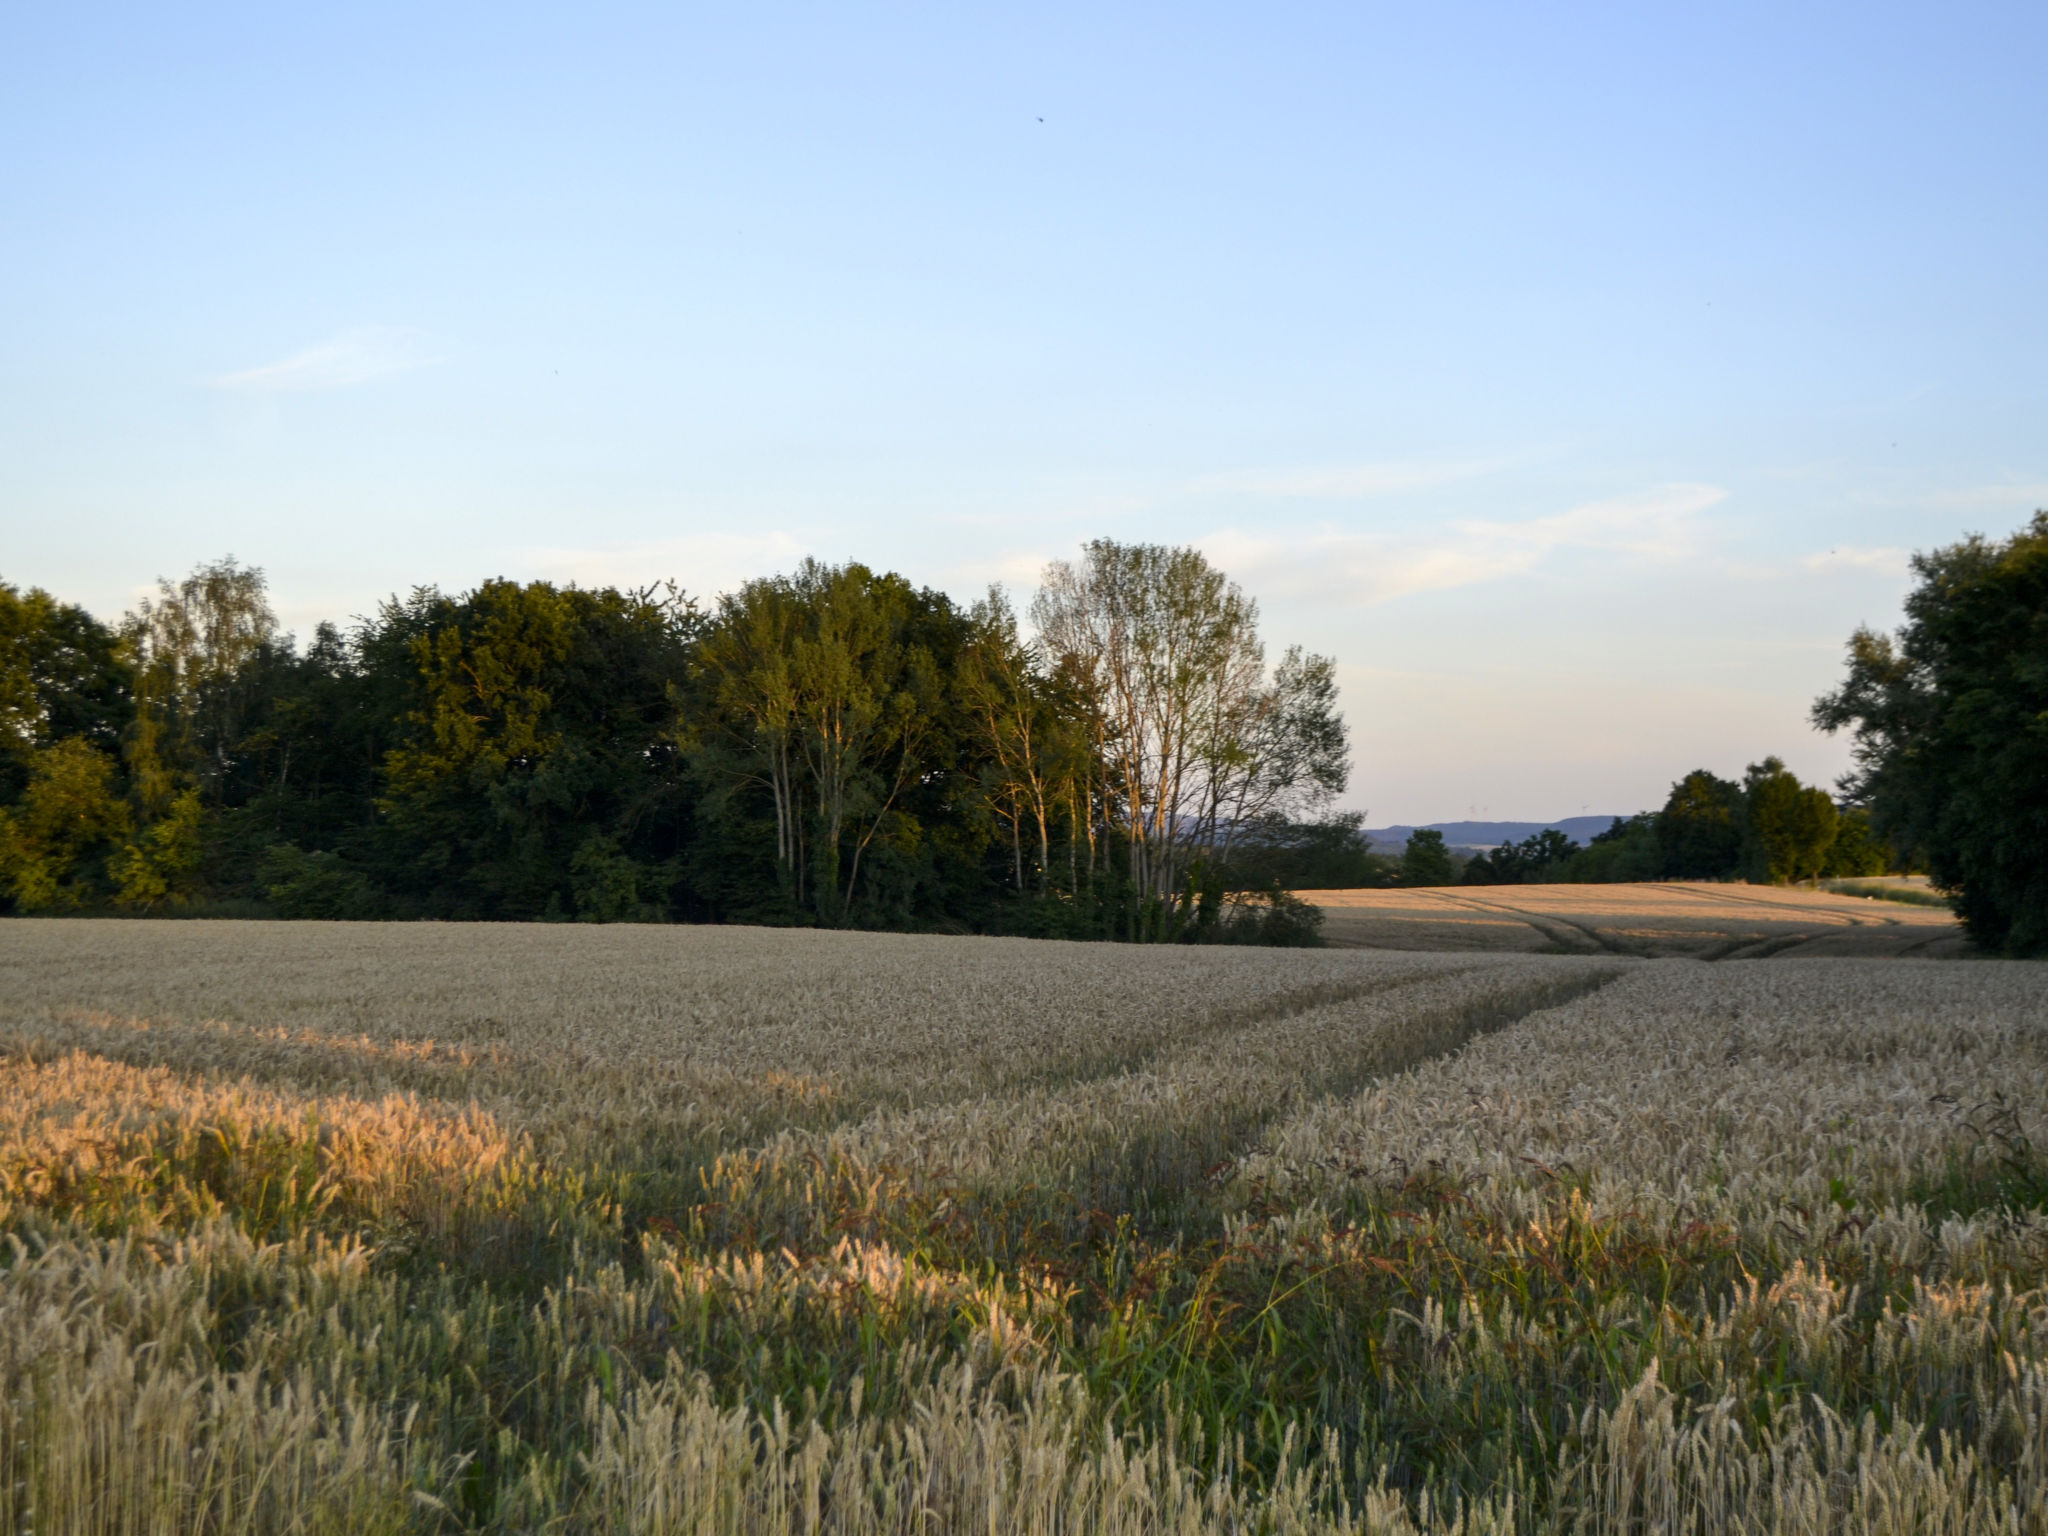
[0,920,2042,1533]
[1304,879,1966,957]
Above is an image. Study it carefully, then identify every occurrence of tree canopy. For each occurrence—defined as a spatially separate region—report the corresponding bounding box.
[1814,511,2048,954]
[0,543,1352,945]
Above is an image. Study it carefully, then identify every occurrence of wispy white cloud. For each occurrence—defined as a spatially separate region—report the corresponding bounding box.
[1464,483,1720,561]
[1926,481,2048,514]
[214,327,437,392]
[1187,458,1504,501]
[1802,545,1911,574]
[1199,483,1725,606]
[520,530,811,602]
[931,548,1057,597]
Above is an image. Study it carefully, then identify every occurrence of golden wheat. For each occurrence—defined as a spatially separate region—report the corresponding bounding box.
[1240,958,2048,1236]
[3,919,2047,1533]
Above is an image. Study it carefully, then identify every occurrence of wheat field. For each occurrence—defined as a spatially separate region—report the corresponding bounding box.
[1304,880,1967,958]
[1,919,2044,1533]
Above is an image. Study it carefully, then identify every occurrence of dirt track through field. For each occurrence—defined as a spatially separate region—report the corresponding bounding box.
[1300,880,1967,958]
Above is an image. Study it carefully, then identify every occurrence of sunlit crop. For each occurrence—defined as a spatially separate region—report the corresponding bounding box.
[1,919,2043,1533]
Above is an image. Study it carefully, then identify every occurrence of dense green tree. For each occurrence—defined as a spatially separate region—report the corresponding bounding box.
[1554,814,1662,882]
[0,737,131,910]
[690,561,971,926]
[1820,808,1893,878]
[107,789,205,909]
[1657,769,1745,878]
[1742,757,1839,884]
[1547,770,1878,888]
[212,624,400,856]
[0,581,131,804]
[259,844,381,919]
[956,587,1096,898]
[1398,828,1458,888]
[1462,827,1580,885]
[1815,511,2048,953]
[377,579,698,918]
[1,545,1350,944]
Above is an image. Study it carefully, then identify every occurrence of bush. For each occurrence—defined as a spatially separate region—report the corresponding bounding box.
[1203,884,1326,946]
[259,846,381,920]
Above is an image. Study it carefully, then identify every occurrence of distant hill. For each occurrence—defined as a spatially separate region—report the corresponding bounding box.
[1362,816,1631,854]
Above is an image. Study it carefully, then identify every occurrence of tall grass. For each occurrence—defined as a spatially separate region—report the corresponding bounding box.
[0,921,2044,1531]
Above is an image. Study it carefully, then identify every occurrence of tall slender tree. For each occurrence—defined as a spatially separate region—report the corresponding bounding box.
[694,561,955,924]
[1032,539,1346,918]
[124,557,277,811]
[956,587,1095,895]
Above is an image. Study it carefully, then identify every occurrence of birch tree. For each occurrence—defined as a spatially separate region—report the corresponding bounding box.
[957,587,1096,894]
[696,577,806,900]
[1032,539,1346,913]
[125,557,277,810]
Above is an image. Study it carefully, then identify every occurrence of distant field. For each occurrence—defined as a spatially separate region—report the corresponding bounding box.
[1303,879,1967,958]
[1,920,2042,1533]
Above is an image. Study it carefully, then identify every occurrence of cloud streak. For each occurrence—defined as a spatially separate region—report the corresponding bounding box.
[1926,481,2048,514]
[215,327,437,392]
[1802,545,1911,574]
[520,530,812,602]
[1186,458,1506,501]
[1199,483,1725,607]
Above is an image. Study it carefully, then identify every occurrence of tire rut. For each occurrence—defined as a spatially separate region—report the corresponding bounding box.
[1057,965,1632,1237]
[1421,890,1632,956]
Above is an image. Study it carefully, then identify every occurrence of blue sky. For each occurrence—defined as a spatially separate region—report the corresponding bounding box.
[4,2,2043,823]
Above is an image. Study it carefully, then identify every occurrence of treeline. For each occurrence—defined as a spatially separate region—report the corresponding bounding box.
[0,540,1346,942]
[1442,757,1895,887]
[1393,508,2048,959]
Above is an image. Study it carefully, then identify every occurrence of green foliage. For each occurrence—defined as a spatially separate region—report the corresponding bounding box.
[1815,511,2048,954]
[0,580,131,804]
[124,556,278,813]
[1217,812,1393,891]
[260,844,382,919]
[109,788,205,908]
[1397,828,1458,887]
[1741,756,1838,883]
[1461,827,1580,885]
[691,560,959,926]
[3,551,1344,946]
[1553,814,1662,882]
[1556,764,1871,887]
[376,579,697,919]
[1820,806,1893,878]
[956,586,1097,899]
[568,835,666,922]
[1206,884,1327,946]
[0,737,131,910]
[1657,769,1744,878]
